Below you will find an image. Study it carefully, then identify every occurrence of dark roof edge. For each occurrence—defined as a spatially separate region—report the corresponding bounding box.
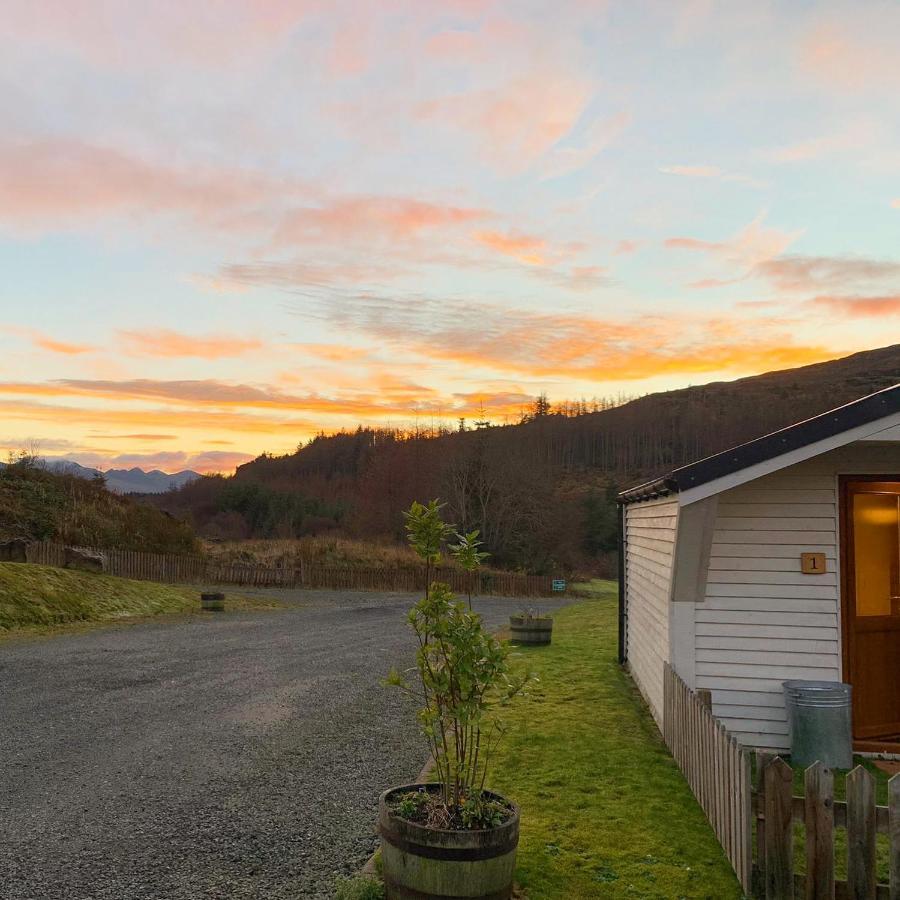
[617,475,679,505]
[618,383,900,505]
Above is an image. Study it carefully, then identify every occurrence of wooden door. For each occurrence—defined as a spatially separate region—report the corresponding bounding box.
[841,478,900,742]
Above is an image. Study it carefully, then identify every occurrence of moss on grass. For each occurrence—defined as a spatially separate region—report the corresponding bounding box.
[488,584,743,899]
[0,562,267,635]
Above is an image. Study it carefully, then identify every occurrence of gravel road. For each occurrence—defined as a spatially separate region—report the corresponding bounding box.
[0,589,567,900]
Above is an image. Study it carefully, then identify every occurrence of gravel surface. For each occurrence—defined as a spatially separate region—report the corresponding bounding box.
[0,589,568,899]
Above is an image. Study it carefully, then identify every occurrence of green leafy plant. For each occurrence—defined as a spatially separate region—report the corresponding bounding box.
[388,500,530,827]
[449,529,489,610]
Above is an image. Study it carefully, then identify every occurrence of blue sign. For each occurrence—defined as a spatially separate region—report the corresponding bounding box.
[552,579,566,592]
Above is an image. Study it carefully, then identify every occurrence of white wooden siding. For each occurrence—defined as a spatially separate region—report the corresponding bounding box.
[625,497,678,724]
[693,440,899,750]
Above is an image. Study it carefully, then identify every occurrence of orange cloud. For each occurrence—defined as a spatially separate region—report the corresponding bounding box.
[32,335,96,355]
[272,196,491,248]
[294,344,369,363]
[474,230,547,265]
[0,396,317,436]
[44,450,254,475]
[314,292,840,383]
[119,330,264,359]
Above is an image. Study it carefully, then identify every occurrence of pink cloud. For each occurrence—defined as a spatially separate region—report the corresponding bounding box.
[798,22,900,92]
[810,295,900,317]
[1,1,313,69]
[666,214,803,275]
[417,71,594,172]
[0,138,276,235]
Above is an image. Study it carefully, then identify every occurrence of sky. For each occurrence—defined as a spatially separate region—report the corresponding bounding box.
[1,0,899,474]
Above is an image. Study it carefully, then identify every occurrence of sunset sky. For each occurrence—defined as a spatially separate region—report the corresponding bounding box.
[2,1,899,474]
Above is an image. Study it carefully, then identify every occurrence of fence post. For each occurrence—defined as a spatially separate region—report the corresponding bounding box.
[764,756,794,900]
[890,774,899,900]
[846,766,876,900]
[804,761,835,900]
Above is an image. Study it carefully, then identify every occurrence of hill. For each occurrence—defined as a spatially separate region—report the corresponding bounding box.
[0,456,199,554]
[155,344,900,575]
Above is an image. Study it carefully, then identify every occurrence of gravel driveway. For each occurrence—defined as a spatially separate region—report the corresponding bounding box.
[0,588,568,899]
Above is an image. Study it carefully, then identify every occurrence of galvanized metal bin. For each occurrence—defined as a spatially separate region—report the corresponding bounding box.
[783,680,853,769]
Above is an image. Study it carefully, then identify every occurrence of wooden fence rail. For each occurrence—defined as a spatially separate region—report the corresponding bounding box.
[23,541,556,597]
[754,755,900,900]
[662,662,753,894]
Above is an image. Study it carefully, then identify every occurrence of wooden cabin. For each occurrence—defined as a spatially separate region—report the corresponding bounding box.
[618,385,900,753]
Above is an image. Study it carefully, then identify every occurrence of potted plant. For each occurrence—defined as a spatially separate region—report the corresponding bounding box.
[381,501,529,899]
[509,606,553,645]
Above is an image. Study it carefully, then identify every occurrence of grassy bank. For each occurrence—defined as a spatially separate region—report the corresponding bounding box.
[0,563,206,632]
[489,585,742,899]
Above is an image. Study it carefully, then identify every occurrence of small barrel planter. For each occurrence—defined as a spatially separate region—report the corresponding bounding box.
[200,591,225,612]
[378,783,519,899]
[509,615,553,645]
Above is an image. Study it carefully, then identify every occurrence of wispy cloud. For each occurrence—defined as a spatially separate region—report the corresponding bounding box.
[473,230,548,265]
[659,164,761,185]
[310,292,837,382]
[666,213,803,283]
[119,330,264,359]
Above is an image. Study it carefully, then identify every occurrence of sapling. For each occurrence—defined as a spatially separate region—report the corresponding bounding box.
[388,500,531,827]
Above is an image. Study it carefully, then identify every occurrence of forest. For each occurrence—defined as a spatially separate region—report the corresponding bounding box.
[153,345,900,576]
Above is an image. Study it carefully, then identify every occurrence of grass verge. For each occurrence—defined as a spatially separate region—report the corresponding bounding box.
[488,584,743,899]
[0,562,268,636]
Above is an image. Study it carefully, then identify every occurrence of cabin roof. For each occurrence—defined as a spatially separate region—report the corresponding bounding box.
[618,383,900,505]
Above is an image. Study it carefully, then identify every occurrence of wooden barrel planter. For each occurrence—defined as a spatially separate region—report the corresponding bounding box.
[200,591,225,612]
[508,616,553,645]
[378,783,519,899]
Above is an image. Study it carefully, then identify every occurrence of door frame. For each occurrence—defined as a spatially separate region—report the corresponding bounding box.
[839,473,900,752]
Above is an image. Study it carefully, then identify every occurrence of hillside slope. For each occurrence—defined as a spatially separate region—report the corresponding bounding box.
[0,457,199,553]
[156,344,900,573]
[0,564,199,631]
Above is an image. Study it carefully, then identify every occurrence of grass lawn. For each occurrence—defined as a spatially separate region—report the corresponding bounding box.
[0,562,265,635]
[488,582,743,899]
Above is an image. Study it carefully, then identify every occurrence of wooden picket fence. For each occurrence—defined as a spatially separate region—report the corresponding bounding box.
[662,662,753,893]
[23,541,556,597]
[662,662,900,898]
[754,755,900,899]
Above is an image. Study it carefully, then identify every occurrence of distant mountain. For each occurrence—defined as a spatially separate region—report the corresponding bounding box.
[101,468,201,495]
[0,459,201,494]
